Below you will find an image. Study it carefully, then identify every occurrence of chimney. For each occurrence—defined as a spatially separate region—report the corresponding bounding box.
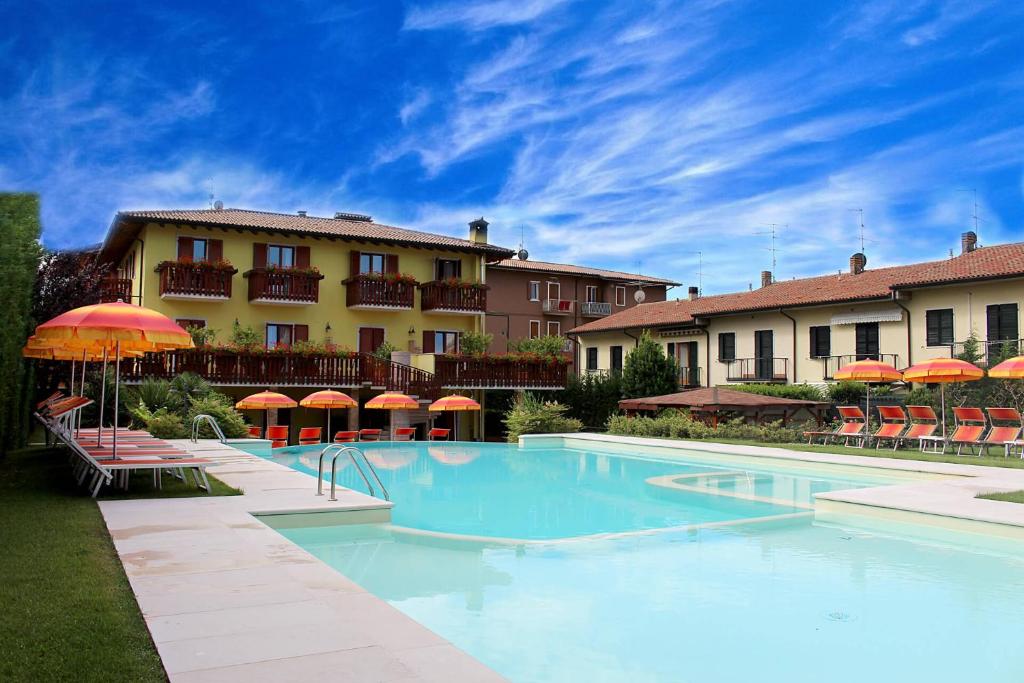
[961,231,977,254]
[688,286,699,300]
[468,217,489,244]
[760,270,772,288]
[297,210,307,217]
[849,252,866,275]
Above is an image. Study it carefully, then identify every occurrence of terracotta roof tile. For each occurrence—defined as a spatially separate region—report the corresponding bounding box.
[490,258,680,285]
[570,242,1024,334]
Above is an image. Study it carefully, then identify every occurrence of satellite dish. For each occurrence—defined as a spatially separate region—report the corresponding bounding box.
[517,248,529,261]
[634,289,646,303]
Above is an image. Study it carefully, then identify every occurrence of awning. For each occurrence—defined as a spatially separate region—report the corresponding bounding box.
[830,309,903,326]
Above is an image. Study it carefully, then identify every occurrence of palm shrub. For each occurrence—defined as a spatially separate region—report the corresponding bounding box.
[621,333,678,398]
[170,372,212,406]
[186,394,249,438]
[129,377,183,414]
[504,393,583,442]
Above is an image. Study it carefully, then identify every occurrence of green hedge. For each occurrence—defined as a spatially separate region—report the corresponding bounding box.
[607,409,811,444]
[725,383,826,401]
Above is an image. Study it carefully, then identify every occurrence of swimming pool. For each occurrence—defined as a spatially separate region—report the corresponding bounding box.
[259,440,1024,681]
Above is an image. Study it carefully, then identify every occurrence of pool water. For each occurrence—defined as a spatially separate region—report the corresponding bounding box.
[262,441,1024,682]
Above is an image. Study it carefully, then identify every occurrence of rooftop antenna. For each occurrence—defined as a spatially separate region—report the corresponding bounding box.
[686,251,703,295]
[753,224,782,275]
[206,178,215,209]
[957,188,981,232]
[515,224,529,261]
[850,209,866,252]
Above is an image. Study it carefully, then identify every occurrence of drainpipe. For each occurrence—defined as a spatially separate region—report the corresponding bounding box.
[894,297,912,368]
[702,327,710,387]
[780,309,797,383]
[134,237,145,306]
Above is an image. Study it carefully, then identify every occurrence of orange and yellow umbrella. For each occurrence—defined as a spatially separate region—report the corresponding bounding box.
[236,391,298,410]
[902,358,984,439]
[365,392,418,440]
[833,359,902,383]
[299,390,357,439]
[428,395,481,412]
[34,300,193,351]
[987,356,1024,379]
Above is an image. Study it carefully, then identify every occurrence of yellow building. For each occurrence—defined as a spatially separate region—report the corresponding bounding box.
[570,232,1024,387]
[96,207,525,440]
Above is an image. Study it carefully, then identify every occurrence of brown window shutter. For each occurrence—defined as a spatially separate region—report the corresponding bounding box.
[253,243,268,269]
[422,330,435,353]
[177,237,193,260]
[293,324,308,343]
[296,246,311,269]
[350,250,361,276]
[358,327,373,353]
[385,254,399,274]
[454,259,462,278]
[456,331,462,352]
[208,239,223,262]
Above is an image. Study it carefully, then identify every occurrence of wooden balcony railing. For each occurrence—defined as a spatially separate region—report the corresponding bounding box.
[419,281,487,314]
[434,356,569,389]
[244,268,323,304]
[98,276,132,303]
[821,353,900,380]
[156,261,236,299]
[724,357,789,383]
[345,276,416,309]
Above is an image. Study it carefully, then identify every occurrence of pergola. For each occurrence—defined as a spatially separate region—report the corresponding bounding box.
[618,387,829,427]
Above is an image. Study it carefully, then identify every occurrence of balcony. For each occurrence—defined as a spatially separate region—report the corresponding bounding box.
[98,276,132,303]
[580,301,612,317]
[345,275,416,310]
[156,261,236,301]
[678,366,702,388]
[822,353,900,380]
[420,281,487,315]
[724,357,789,383]
[542,299,575,315]
[244,268,323,305]
[946,339,1022,367]
[434,355,569,389]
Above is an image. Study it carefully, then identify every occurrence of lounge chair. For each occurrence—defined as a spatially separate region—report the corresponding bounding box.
[266,425,289,448]
[333,430,358,443]
[982,407,1022,456]
[358,428,382,442]
[896,405,939,451]
[871,405,908,449]
[298,427,322,445]
[428,428,451,441]
[393,427,416,441]
[827,406,867,446]
[949,407,987,455]
[247,425,262,439]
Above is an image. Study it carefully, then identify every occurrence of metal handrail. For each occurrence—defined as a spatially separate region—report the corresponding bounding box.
[316,444,390,502]
[191,414,226,443]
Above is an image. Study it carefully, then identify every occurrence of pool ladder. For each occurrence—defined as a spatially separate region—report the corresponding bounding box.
[191,414,226,443]
[316,444,390,502]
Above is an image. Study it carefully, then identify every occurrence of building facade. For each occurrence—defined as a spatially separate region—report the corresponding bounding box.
[570,232,1024,388]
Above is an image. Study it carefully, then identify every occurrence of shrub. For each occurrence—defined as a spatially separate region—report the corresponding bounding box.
[607,411,811,444]
[621,333,678,398]
[372,341,398,360]
[728,383,825,401]
[185,394,249,438]
[229,321,262,347]
[554,371,623,430]
[144,410,189,439]
[129,376,183,414]
[508,335,567,356]
[504,394,583,442]
[459,331,493,356]
[186,324,218,347]
[170,372,212,405]
[827,381,866,405]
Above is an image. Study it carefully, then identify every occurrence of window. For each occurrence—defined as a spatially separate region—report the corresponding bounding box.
[436,259,461,280]
[586,347,598,370]
[547,321,561,337]
[267,245,295,268]
[926,309,954,346]
[547,281,561,301]
[585,285,599,302]
[433,331,459,354]
[615,286,626,307]
[666,342,676,360]
[809,326,831,358]
[528,281,540,301]
[855,322,880,359]
[266,323,293,349]
[529,320,541,338]
[610,345,623,372]
[987,303,1019,342]
[192,239,208,262]
[360,252,386,274]
[718,332,736,361]
[176,318,205,329]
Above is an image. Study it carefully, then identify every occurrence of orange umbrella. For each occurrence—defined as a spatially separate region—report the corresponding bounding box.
[32,301,193,456]
[903,358,984,439]
[300,390,357,440]
[834,359,902,431]
[988,356,1024,379]
[365,392,418,440]
[236,391,298,437]
[428,394,481,441]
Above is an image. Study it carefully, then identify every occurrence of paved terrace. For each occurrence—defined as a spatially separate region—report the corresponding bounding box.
[98,440,505,683]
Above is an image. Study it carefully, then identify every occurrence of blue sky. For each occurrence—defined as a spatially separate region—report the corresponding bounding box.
[2,0,1022,293]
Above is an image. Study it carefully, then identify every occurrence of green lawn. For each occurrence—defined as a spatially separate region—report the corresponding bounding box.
[0,446,239,682]
[978,490,1024,504]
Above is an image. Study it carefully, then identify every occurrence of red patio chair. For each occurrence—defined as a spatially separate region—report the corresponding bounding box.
[833,406,867,446]
[393,427,416,442]
[871,405,908,449]
[247,425,262,439]
[298,427,322,446]
[358,429,382,442]
[428,428,450,441]
[949,407,986,456]
[897,405,939,450]
[265,425,289,449]
[333,430,358,443]
[982,407,1022,456]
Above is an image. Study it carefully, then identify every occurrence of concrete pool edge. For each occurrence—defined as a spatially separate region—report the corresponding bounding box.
[523,433,1024,531]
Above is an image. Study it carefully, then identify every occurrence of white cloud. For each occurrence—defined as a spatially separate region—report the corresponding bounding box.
[403,0,572,31]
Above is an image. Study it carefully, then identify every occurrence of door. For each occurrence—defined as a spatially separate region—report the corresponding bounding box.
[754,330,773,380]
[855,322,880,360]
[358,327,385,354]
[684,341,699,385]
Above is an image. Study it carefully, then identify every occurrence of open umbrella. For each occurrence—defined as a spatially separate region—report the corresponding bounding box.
[428,394,481,441]
[299,390,357,441]
[988,356,1024,379]
[236,390,298,436]
[32,301,193,457]
[365,392,418,440]
[833,359,902,434]
[902,358,984,440]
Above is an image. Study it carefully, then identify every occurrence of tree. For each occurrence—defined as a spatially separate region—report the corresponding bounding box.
[620,333,678,399]
[32,246,110,325]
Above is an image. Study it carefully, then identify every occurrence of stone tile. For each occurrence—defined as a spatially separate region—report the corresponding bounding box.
[323,593,449,651]
[392,644,508,683]
[149,599,342,643]
[170,646,413,683]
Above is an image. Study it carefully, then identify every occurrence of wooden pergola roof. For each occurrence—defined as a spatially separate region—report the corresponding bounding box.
[618,387,829,425]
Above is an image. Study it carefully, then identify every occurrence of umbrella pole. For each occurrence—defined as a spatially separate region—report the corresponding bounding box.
[941,384,947,442]
[866,383,871,443]
[327,408,331,443]
[113,341,120,460]
[97,347,108,446]
[77,350,87,438]
[70,358,75,397]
